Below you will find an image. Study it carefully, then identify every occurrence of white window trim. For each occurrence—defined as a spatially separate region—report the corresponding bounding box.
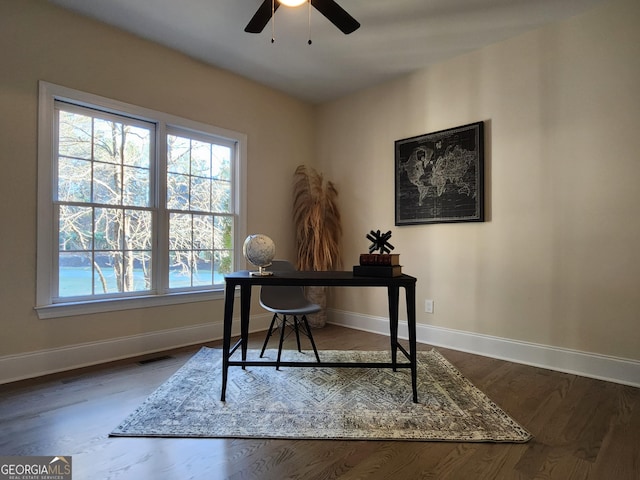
[36,81,246,319]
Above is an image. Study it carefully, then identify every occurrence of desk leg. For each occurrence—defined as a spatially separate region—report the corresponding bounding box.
[405,284,418,403]
[240,284,252,370]
[221,282,236,402]
[387,285,400,371]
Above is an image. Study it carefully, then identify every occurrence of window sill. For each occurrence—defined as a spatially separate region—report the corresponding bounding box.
[35,289,228,319]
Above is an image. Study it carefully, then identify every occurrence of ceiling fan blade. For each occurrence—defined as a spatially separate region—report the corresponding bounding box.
[311,0,360,34]
[245,0,281,33]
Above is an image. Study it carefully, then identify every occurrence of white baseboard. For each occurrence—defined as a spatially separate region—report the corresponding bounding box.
[0,314,272,384]
[329,309,640,388]
[4,310,638,389]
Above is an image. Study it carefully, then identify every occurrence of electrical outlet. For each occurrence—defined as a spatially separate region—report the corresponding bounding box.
[424,299,434,314]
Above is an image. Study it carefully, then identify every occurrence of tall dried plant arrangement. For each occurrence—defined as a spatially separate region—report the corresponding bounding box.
[292,165,342,327]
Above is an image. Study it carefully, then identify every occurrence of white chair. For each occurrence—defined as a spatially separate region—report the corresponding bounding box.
[259,260,321,369]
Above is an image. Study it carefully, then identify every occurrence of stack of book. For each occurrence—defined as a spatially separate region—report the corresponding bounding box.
[353,254,402,277]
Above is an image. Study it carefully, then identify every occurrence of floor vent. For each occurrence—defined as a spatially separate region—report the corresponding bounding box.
[138,355,173,365]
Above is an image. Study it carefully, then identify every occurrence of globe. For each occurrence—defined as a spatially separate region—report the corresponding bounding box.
[243,234,276,276]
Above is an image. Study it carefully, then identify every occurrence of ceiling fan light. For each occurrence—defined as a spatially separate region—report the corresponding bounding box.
[278,0,307,7]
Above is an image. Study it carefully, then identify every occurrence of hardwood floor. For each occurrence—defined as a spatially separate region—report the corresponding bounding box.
[1,324,638,479]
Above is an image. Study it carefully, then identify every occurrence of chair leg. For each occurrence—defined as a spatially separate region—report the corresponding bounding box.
[276,314,288,370]
[301,315,321,363]
[260,313,279,358]
[293,316,302,352]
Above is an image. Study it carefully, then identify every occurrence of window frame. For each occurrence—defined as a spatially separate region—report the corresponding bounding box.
[36,81,247,319]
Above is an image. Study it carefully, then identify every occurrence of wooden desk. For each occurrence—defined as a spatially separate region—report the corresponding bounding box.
[221,270,418,402]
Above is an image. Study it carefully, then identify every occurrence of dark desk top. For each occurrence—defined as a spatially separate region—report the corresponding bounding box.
[224,270,416,287]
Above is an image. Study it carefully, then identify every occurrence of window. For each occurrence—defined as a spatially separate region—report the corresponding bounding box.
[166,131,235,290]
[37,82,246,318]
[55,105,155,298]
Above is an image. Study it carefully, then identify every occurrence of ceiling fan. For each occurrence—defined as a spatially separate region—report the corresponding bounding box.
[245,0,360,35]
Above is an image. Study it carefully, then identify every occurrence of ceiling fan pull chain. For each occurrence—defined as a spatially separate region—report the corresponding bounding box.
[271,0,276,43]
[307,0,312,45]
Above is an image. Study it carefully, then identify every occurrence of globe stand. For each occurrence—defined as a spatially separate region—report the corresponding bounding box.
[250,264,274,276]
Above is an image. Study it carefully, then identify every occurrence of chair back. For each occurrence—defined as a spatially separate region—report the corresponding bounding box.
[260,260,318,312]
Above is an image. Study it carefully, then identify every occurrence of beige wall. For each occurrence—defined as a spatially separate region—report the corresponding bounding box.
[317,0,640,360]
[1,0,638,373]
[0,0,314,358]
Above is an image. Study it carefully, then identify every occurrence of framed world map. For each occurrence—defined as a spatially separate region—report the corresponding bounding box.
[394,122,484,225]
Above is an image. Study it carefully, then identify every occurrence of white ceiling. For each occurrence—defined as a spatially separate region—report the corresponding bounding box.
[49,0,606,104]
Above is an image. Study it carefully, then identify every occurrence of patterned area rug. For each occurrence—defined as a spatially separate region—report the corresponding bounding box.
[111,348,531,442]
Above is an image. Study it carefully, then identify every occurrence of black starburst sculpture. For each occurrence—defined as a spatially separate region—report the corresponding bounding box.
[366,230,395,254]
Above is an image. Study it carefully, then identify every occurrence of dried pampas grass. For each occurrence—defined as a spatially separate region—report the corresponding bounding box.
[293,165,342,271]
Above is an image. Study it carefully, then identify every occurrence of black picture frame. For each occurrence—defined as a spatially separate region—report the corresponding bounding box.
[395,121,484,225]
